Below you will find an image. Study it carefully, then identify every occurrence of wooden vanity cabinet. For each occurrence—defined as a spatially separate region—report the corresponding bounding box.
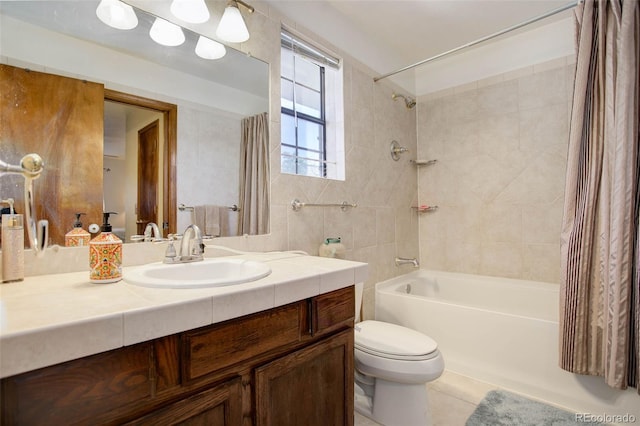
[0,286,355,426]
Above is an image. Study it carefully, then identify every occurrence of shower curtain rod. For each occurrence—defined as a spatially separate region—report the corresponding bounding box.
[373,1,579,83]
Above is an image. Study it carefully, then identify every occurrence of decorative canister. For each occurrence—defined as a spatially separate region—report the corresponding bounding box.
[89,212,122,283]
[2,213,24,283]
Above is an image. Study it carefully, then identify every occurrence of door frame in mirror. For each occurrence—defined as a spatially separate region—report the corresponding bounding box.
[104,89,177,237]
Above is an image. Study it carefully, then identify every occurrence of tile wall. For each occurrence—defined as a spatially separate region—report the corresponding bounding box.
[213,4,421,319]
[416,58,575,283]
[177,106,242,233]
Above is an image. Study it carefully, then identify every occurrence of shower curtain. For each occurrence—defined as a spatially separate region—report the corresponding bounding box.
[238,112,270,235]
[560,0,639,391]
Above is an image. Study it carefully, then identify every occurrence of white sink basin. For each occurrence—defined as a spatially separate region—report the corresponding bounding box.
[125,258,271,289]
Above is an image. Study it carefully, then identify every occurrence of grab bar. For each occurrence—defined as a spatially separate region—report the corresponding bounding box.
[291,199,358,212]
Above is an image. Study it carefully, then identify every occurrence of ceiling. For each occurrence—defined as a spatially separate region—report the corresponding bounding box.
[0,1,268,97]
[264,0,574,82]
[1,0,576,95]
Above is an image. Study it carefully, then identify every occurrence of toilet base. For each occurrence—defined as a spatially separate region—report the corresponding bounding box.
[355,377,432,426]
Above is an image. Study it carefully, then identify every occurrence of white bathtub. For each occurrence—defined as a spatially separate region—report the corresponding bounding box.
[375,270,640,420]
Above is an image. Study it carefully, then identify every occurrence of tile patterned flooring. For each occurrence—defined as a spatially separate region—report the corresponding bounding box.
[354,370,497,426]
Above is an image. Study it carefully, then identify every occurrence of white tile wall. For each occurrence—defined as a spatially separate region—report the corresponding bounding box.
[235,8,420,319]
[417,58,574,283]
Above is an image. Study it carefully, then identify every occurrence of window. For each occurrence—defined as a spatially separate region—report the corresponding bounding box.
[280,28,344,180]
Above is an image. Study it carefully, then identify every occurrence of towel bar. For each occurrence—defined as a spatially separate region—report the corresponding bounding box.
[179,203,241,212]
[291,199,357,212]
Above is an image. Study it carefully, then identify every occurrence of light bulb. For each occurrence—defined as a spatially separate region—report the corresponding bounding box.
[96,0,138,30]
[216,2,249,43]
[195,36,227,60]
[170,0,210,24]
[149,18,185,47]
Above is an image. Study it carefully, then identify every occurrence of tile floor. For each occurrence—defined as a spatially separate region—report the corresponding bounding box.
[354,370,497,426]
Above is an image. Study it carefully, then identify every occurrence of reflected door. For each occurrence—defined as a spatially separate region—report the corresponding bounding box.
[136,120,159,235]
[0,64,104,245]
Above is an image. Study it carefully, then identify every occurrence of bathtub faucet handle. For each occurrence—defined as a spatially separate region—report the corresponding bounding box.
[395,257,419,268]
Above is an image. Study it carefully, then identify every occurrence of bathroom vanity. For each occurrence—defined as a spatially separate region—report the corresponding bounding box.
[0,252,366,425]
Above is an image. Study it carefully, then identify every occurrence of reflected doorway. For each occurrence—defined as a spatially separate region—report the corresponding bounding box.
[103,90,177,242]
[136,119,159,236]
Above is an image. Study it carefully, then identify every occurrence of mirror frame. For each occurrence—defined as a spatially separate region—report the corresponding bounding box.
[104,89,178,236]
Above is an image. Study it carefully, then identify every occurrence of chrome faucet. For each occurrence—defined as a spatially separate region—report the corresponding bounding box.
[163,224,204,264]
[144,222,162,242]
[395,257,419,268]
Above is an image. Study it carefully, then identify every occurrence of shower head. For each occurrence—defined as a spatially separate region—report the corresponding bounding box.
[0,153,44,178]
[392,93,416,109]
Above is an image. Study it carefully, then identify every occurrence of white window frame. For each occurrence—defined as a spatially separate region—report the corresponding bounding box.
[280,27,344,180]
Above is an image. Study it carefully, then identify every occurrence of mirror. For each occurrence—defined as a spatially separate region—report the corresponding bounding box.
[0,0,270,245]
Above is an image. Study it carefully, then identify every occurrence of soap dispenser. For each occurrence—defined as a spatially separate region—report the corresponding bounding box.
[89,212,122,284]
[65,213,90,247]
[318,237,346,259]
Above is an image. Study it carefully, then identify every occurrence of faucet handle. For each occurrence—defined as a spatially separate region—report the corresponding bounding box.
[164,240,177,263]
[195,240,205,255]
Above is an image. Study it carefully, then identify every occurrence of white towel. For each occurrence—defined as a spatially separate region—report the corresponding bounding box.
[205,205,220,237]
[193,206,206,234]
[219,206,233,237]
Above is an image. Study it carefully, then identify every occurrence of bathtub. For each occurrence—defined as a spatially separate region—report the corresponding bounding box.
[375,270,640,420]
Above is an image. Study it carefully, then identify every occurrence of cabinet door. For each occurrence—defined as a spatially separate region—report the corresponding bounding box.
[125,377,242,426]
[1,343,154,425]
[254,329,354,426]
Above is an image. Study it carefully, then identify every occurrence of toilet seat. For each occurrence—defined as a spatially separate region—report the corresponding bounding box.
[355,320,438,361]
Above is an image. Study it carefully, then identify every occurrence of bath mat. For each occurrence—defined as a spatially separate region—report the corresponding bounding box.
[465,390,605,426]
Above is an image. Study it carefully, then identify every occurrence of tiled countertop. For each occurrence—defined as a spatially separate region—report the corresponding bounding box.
[0,252,368,378]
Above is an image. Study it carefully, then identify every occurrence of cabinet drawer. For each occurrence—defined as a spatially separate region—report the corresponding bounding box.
[312,286,355,336]
[183,302,304,381]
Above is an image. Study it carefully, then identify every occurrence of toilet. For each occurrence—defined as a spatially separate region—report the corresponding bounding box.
[354,283,444,426]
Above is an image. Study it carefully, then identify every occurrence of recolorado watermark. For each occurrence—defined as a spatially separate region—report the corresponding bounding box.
[576,413,637,423]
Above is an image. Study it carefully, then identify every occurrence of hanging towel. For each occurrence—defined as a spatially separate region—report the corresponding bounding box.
[192,205,221,237]
[193,206,206,234]
[220,206,241,237]
[205,205,220,237]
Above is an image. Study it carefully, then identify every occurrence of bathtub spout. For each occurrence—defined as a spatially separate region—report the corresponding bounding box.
[395,257,419,268]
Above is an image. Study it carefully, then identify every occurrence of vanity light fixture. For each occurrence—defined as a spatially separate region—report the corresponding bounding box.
[216,0,254,43]
[96,0,138,30]
[195,36,227,59]
[149,17,186,46]
[170,0,210,24]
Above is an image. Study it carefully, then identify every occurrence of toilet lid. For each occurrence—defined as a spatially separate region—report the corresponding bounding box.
[354,320,438,358]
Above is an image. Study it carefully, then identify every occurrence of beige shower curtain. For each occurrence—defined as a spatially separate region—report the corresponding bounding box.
[238,112,270,235]
[560,0,639,391]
